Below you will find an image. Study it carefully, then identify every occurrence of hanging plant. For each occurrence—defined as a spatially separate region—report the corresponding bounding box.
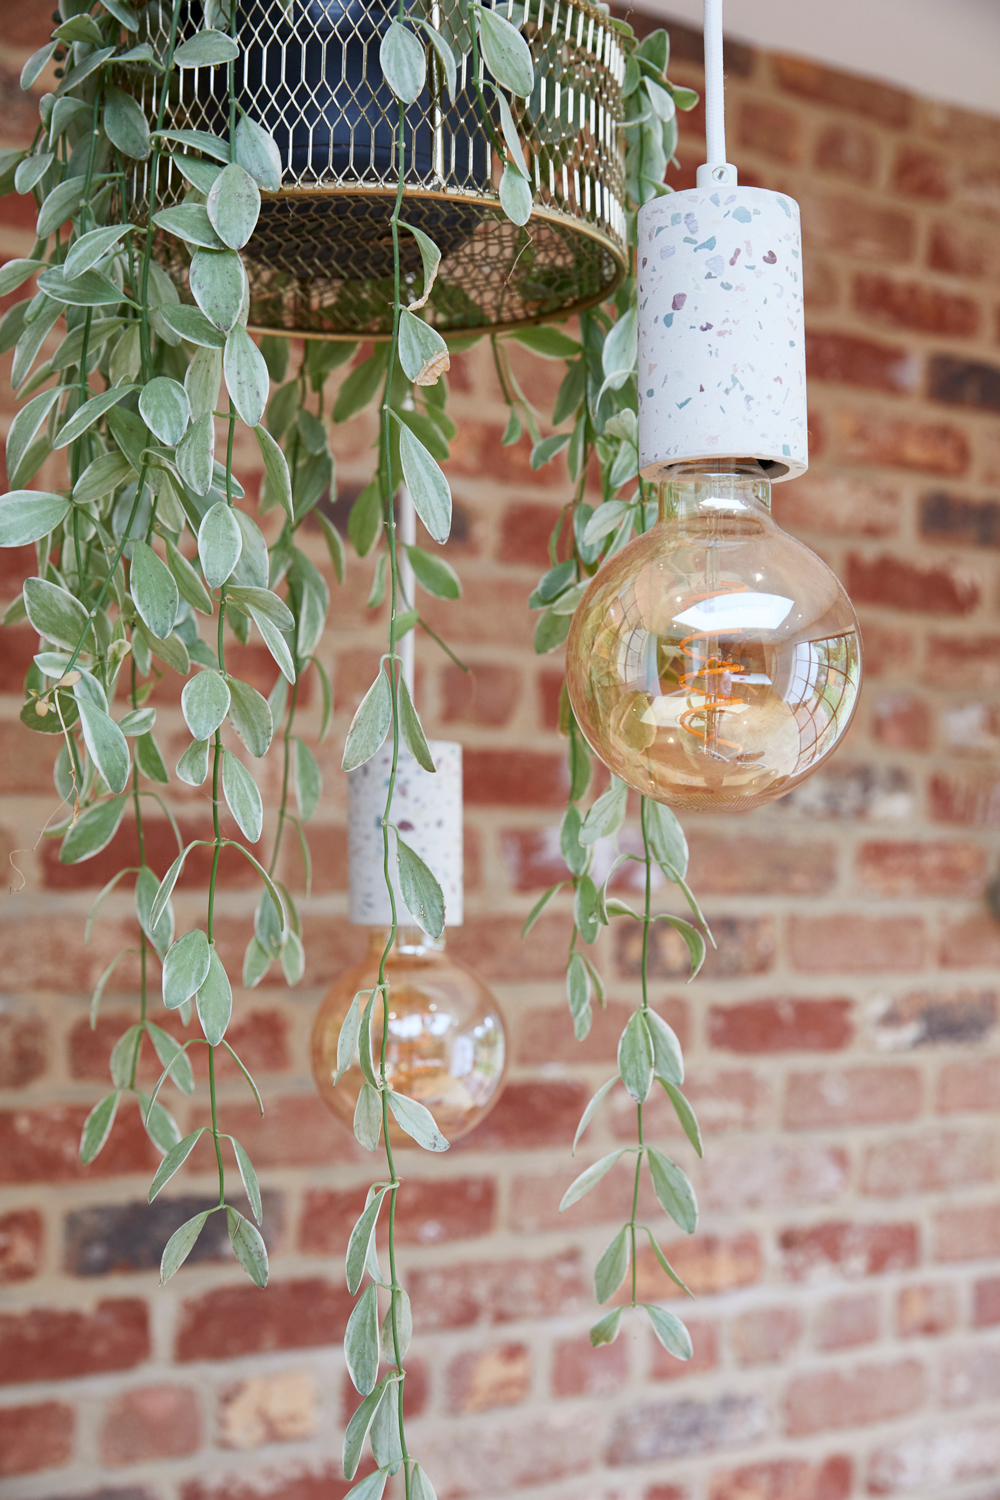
[0,1,702,1494]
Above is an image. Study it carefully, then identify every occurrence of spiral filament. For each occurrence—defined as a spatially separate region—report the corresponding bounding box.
[676,582,750,760]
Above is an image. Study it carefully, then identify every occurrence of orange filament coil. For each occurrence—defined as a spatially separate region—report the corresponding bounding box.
[676,582,749,756]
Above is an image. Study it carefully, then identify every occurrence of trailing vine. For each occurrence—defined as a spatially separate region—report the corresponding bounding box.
[0,0,698,1493]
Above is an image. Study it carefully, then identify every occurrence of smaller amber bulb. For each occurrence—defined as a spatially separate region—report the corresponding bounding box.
[311,927,507,1144]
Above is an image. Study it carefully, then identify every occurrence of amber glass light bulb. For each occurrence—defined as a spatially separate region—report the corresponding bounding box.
[311,927,507,1144]
[566,461,863,812]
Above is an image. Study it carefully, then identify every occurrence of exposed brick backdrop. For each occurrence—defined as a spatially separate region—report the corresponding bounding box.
[2,6,1000,1499]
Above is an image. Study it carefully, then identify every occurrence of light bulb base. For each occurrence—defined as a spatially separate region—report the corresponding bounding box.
[637,186,808,484]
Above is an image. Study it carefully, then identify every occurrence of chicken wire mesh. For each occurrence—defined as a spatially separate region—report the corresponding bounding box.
[126,0,628,338]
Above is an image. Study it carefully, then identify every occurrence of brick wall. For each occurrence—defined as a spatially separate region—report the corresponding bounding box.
[2,7,1000,1500]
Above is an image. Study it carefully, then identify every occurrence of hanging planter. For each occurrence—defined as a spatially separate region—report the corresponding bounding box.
[125,0,627,337]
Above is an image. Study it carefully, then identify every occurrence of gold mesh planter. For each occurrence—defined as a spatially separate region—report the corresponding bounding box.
[128,0,628,338]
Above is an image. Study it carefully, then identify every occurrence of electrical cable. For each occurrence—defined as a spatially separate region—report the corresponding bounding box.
[697,0,737,186]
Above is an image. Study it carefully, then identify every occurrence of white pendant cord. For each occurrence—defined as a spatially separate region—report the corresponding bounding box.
[697,0,738,187]
[398,483,416,696]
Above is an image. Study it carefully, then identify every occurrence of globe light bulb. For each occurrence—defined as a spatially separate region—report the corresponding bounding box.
[566,461,863,812]
[311,926,507,1144]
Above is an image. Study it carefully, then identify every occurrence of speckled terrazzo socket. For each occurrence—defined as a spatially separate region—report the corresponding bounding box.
[637,186,808,482]
[348,740,464,927]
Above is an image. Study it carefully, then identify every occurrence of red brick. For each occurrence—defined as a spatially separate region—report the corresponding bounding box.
[709,1456,852,1500]
[0,1402,75,1476]
[739,101,801,162]
[647,1488,687,1500]
[0,1104,160,1185]
[219,1371,319,1448]
[973,1277,1000,1327]
[450,912,572,982]
[40,814,259,893]
[780,1221,919,1283]
[892,145,951,199]
[788,916,925,974]
[774,55,909,122]
[206,1095,359,1170]
[182,1463,355,1500]
[101,1386,201,1466]
[0,1208,43,1282]
[516,996,688,1068]
[300,1175,496,1254]
[835,410,970,474]
[858,620,915,677]
[814,1292,880,1351]
[702,1142,848,1212]
[875,987,996,1049]
[338,1361,428,1426]
[921,489,1000,547]
[786,1358,925,1437]
[815,123,877,181]
[771,474,900,538]
[463,748,568,807]
[0,1010,47,1087]
[0,723,60,794]
[619,915,776,982]
[871,694,932,751]
[927,634,1000,689]
[928,354,1000,414]
[800,193,915,262]
[856,839,985,896]
[868,1417,1000,1493]
[730,1308,801,1367]
[460,1080,589,1151]
[282,822,347,894]
[72,1009,290,1086]
[650,1319,719,1381]
[607,1391,767,1464]
[633,1234,763,1301]
[853,274,980,337]
[0,1299,149,1383]
[440,662,522,727]
[420,576,537,648]
[862,1128,994,1198]
[942,1342,1000,1407]
[447,1341,531,1413]
[806,332,915,393]
[709,999,852,1054]
[0,625,40,691]
[408,1251,587,1331]
[846,552,980,614]
[419,1409,599,1492]
[897,1283,958,1338]
[176,1280,354,1362]
[448,421,567,488]
[785,1066,922,1129]
[497,500,571,567]
[928,218,1000,280]
[687,835,837,895]
[933,1202,1000,1263]
[553,1330,628,1396]
[938,1057,1000,1113]
[930,767,1000,825]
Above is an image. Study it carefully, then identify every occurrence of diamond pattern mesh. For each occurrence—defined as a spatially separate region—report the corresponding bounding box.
[126,0,627,337]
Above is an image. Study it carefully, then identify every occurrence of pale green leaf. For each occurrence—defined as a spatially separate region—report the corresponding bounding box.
[234,113,282,193]
[176,738,211,786]
[173,28,239,66]
[222,748,263,843]
[226,1205,268,1286]
[559,1149,627,1212]
[0,490,69,547]
[80,1091,120,1163]
[197,948,233,1046]
[396,836,445,938]
[198,499,243,588]
[148,1126,206,1201]
[345,1282,380,1395]
[228,678,273,757]
[206,162,261,250]
[182,669,231,740]
[60,798,127,864]
[594,1225,630,1303]
[354,1081,383,1152]
[381,20,426,102]
[224,325,269,427]
[618,1011,654,1103]
[160,1209,212,1283]
[342,669,391,771]
[648,1147,698,1234]
[162,928,212,1010]
[645,1302,693,1360]
[398,423,451,543]
[478,3,533,95]
[190,248,246,333]
[387,1089,449,1152]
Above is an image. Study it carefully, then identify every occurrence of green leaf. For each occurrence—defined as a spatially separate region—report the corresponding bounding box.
[333,348,388,423]
[530,433,569,470]
[397,676,435,773]
[173,28,240,66]
[387,1089,449,1152]
[235,113,282,193]
[159,303,227,348]
[162,928,211,1010]
[73,450,134,506]
[396,836,445,938]
[245,604,296,684]
[206,162,261,250]
[344,1471,388,1500]
[146,1022,195,1094]
[154,204,226,251]
[398,422,451,543]
[63,226,130,281]
[346,1186,387,1294]
[317,512,345,584]
[645,1303,693,1360]
[140,377,190,448]
[104,85,150,159]
[342,668,391,771]
[657,914,707,982]
[398,307,449,385]
[60,797,127,864]
[602,306,638,384]
[478,3,533,95]
[521,880,563,939]
[566,950,592,1042]
[559,805,587,878]
[253,424,292,517]
[581,776,628,845]
[280,927,305,987]
[399,220,442,311]
[137,729,170,786]
[21,42,57,91]
[182,669,231,740]
[157,127,230,163]
[533,605,571,653]
[659,1078,702,1158]
[36,175,87,240]
[227,586,294,631]
[573,1076,618,1155]
[574,874,600,945]
[242,935,271,988]
[228,678,272,757]
[37,264,123,309]
[224,325,269,428]
[618,1011,654,1103]
[129,539,179,641]
[230,1137,263,1224]
[499,163,532,225]
[54,387,139,451]
[222,748,263,843]
[198,500,243,588]
[149,844,193,929]
[148,1127,206,1202]
[140,1092,182,1154]
[7,387,61,492]
[357,990,380,1091]
[646,1009,684,1087]
[345,1281,381,1394]
[135,863,173,957]
[590,1306,624,1347]
[290,736,321,819]
[160,1209,212,1284]
[560,1149,627,1212]
[77,699,130,795]
[648,1147,698,1234]
[0,490,69,547]
[117,708,155,737]
[354,1081,383,1153]
[227,1205,268,1287]
[343,1377,392,1482]
[405,544,460,599]
[510,326,582,359]
[176,737,210,786]
[80,1091,120,1164]
[645,799,689,879]
[381,19,426,102]
[595,1225,630,1304]
[190,248,246,333]
[197,948,233,1046]
[176,411,216,497]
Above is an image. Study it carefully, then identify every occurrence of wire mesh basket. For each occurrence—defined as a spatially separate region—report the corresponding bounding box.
[126,0,628,338]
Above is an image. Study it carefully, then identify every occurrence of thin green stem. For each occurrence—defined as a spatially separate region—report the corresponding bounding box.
[138,0,186,377]
[630,797,655,1304]
[209,1043,226,1206]
[268,679,299,879]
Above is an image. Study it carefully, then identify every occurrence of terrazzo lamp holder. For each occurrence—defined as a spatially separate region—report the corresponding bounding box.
[565,0,863,812]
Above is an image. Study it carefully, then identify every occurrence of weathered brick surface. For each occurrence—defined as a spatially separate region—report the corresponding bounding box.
[1,28,999,1500]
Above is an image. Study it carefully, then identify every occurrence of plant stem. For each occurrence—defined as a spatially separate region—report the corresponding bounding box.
[268,679,299,879]
[630,797,654,1305]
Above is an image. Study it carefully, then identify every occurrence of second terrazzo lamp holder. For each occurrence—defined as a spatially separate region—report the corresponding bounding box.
[565,0,864,813]
[310,490,507,1143]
